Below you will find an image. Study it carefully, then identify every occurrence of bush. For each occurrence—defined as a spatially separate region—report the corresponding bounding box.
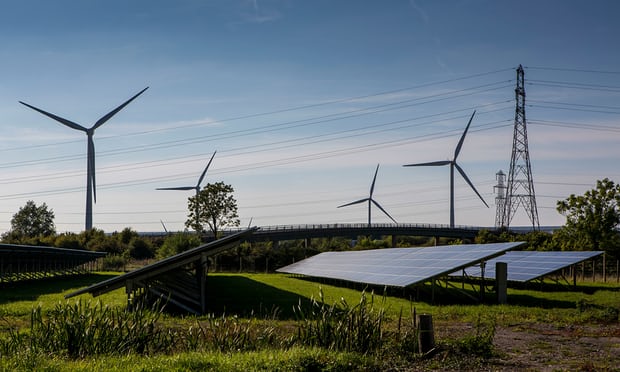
[100,255,127,271]
[54,233,83,250]
[157,233,202,259]
[128,237,155,259]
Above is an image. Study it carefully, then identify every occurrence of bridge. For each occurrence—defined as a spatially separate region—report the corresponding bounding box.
[219,223,482,244]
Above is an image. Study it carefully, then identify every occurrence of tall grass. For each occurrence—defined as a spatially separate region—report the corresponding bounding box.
[0,300,173,358]
[184,312,282,352]
[293,289,386,354]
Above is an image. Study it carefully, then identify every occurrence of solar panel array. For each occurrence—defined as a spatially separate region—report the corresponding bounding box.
[454,250,603,282]
[277,242,524,288]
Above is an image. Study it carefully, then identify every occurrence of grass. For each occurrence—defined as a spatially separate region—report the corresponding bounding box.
[0,347,380,372]
[0,272,618,370]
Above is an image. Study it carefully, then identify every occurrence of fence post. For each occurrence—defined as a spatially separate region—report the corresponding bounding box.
[417,313,435,354]
[496,262,508,304]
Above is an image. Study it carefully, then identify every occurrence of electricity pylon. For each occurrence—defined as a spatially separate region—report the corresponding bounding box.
[501,65,540,230]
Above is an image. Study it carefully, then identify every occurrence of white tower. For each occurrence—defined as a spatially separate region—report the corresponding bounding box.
[494,170,506,229]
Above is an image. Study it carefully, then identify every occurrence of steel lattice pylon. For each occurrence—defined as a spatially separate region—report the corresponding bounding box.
[501,65,540,230]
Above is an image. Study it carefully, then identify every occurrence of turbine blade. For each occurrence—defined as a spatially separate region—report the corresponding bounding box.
[403,160,451,167]
[337,198,369,208]
[369,164,380,197]
[454,163,489,208]
[92,87,149,130]
[19,101,87,132]
[454,110,476,159]
[197,150,217,187]
[371,199,398,224]
[88,136,96,203]
[156,186,196,191]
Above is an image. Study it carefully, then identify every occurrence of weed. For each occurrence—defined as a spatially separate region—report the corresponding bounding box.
[294,288,386,354]
[3,299,174,358]
[446,313,496,358]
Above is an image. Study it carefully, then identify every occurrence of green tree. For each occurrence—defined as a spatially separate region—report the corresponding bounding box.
[8,200,56,238]
[128,236,154,259]
[556,178,620,257]
[157,232,202,259]
[186,182,240,237]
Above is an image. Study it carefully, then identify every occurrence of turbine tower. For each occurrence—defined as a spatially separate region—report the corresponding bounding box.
[20,87,149,231]
[338,164,397,226]
[403,111,489,228]
[501,65,540,230]
[157,151,217,223]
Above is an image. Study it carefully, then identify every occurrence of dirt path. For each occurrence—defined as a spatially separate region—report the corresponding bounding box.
[417,322,620,371]
[491,323,620,371]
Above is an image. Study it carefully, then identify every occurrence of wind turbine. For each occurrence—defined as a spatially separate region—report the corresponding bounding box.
[338,164,397,226]
[20,87,149,231]
[156,151,217,223]
[403,111,488,228]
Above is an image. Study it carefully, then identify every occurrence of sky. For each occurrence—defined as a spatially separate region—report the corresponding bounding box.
[0,0,619,233]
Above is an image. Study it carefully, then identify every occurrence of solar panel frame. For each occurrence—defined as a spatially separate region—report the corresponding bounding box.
[453,250,604,282]
[277,242,525,288]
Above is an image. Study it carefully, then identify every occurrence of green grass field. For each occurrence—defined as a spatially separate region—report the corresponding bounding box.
[0,272,618,371]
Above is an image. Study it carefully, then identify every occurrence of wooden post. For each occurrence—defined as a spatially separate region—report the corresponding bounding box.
[496,262,507,305]
[572,264,577,287]
[417,314,435,354]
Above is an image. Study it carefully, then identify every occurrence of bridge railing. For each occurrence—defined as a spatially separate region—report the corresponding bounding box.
[221,223,481,234]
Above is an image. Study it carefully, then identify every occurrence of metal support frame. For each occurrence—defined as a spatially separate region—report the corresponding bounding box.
[501,65,540,230]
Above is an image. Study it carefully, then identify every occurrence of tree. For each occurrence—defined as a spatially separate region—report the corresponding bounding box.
[556,178,620,257]
[9,200,56,238]
[186,182,240,237]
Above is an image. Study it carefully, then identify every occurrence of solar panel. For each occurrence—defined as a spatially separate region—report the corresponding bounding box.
[454,250,603,282]
[276,242,524,288]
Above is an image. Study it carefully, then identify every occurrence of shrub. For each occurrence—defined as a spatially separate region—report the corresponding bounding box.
[128,237,155,259]
[157,233,202,259]
[100,255,127,271]
[54,232,83,250]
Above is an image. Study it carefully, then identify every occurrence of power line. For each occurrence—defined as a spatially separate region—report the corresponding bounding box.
[525,66,620,75]
[529,120,620,133]
[4,68,514,155]
[528,99,620,113]
[0,118,512,200]
[527,80,620,93]
[0,81,513,171]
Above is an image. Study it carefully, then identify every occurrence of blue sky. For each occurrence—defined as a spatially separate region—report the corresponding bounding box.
[1,0,619,233]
